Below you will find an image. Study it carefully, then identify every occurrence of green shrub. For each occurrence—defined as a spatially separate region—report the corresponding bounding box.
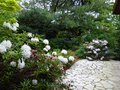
[76,44,86,58]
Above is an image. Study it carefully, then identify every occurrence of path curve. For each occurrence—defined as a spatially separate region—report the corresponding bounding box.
[62,59,120,90]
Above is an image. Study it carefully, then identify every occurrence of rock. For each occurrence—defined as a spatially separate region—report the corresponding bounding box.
[100,81,114,89]
[84,84,94,90]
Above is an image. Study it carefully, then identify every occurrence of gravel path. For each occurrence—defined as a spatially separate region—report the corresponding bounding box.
[62,59,120,90]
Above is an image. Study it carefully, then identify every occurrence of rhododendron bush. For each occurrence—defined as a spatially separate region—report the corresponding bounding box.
[86,39,109,60]
[0,23,75,89]
[0,0,75,89]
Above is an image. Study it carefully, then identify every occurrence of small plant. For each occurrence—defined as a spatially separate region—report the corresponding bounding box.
[86,39,109,60]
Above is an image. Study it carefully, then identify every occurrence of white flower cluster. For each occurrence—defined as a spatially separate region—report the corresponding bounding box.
[27,33,33,37]
[10,61,16,67]
[57,49,75,64]
[21,44,32,59]
[43,39,49,44]
[10,58,25,69]
[69,56,75,61]
[58,56,68,64]
[61,49,67,55]
[86,39,109,60]
[52,51,57,56]
[0,40,12,53]
[92,39,108,46]
[3,22,19,31]
[43,46,74,64]
[32,79,38,85]
[58,55,75,64]
[27,33,39,42]
[43,39,51,52]
[31,37,39,42]
[18,58,25,69]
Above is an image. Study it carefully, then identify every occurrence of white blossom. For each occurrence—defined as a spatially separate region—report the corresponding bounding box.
[1,40,12,49]
[18,58,25,69]
[31,37,39,42]
[27,33,32,37]
[22,50,31,59]
[32,79,38,85]
[10,61,16,67]
[86,57,93,60]
[3,22,7,27]
[95,48,101,52]
[52,51,57,56]
[92,39,99,44]
[43,39,49,44]
[21,44,31,59]
[87,45,94,50]
[3,22,11,28]
[58,56,68,64]
[0,44,7,53]
[61,49,67,55]
[11,26,17,31]
[102,40,108,45]
[62,58,68,64]
[12,22,19,27]
[3,22,19,31]
[45,45,51,50]
[43,48,48,52]
[58,56,64,60]
[21,44,31,51]
[69,56,75,61]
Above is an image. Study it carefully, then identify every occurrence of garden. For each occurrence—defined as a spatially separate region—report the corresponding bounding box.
[0,0,120,90]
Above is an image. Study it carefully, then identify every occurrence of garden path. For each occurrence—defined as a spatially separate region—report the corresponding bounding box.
[62,59,120,90]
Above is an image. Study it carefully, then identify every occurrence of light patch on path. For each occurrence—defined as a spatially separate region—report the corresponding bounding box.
[62,59,120,90]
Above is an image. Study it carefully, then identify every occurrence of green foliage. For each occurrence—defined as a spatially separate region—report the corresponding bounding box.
[0,0,21,24]
[18,8,54,34]
[18,0,118,52]
[76,44,86,58]
[0,31,73,89]
[114,16,120,59]
[18,0,119,59]
[0,0,74,89]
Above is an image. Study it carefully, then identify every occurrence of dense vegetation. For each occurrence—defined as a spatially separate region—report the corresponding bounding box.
[18,0,119,59]
[0,0,120,90]
[0,0,75,89]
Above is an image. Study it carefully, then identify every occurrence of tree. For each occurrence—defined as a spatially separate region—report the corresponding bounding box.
[20,0,93,11]
[0,0,21,24]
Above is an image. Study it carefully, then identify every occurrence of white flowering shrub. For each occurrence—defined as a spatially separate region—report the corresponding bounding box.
[0,23,75,89]
[86,39,109,60]
[0,1,76,89]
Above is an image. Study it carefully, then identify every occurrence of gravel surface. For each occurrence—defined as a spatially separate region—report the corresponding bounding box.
[62,59,120,90]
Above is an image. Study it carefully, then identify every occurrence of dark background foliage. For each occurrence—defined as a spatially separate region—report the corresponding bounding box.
[18,0,120,59]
